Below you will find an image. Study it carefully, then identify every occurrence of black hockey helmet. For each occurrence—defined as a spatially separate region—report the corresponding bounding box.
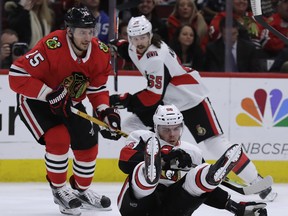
[64,7,96,28]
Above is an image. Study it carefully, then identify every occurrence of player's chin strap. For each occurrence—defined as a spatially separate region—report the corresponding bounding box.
[70,107,273,195]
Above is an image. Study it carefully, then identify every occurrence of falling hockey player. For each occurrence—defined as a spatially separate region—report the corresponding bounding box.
[117,104,268,216]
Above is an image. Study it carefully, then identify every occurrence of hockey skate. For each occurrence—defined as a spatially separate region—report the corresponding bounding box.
[51,185,82,216]
[143,135,162,184]
[69,176,112,211]
[206,144,243,185]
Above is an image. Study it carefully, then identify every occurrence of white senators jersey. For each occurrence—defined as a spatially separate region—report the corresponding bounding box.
[128,41,209,111]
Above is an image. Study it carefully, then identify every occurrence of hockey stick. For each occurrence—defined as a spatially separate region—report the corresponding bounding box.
[70,107,128,138]
[111,0,142,92]
[71,107,271,195]
[221,175,273,195]
[250,0,288,45]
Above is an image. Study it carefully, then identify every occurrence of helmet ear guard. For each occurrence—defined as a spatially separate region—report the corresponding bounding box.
[153,104,184,133]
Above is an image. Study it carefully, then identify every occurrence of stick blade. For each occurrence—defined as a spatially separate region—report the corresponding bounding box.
[242,175,273,195]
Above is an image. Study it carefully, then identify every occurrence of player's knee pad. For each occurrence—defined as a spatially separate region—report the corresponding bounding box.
[44,124,70,154]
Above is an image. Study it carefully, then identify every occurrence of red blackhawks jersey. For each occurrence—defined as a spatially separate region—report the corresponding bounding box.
[9,30,112,110]
[128,41,209,113]
[119,130,204,186]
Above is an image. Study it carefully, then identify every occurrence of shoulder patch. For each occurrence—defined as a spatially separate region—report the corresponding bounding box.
[45,36,61,49]
[146,51,158,59]
[98,41,109,53]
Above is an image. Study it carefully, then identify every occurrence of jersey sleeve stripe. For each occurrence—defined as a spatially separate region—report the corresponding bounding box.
[86,85,107,94]
[9,64,31,77]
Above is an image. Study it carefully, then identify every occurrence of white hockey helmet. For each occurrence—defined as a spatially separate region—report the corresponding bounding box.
[127,15,153,37]
[153,104,184,132]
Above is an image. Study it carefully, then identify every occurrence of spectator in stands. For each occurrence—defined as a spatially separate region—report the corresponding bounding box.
[131,0,169,43]
[155,0,176,5]
[269,46,288,72]
[0,29,28,69]
[4,0,55,49]
[119,21,129,41]
[261,0,288,57]
[117,21,136,70]
[202,0,226,24]
[208,0,262,47]
[167,0,208,44]
[77,0,110,44]
[169,24,204,70]
[204,17,263,72]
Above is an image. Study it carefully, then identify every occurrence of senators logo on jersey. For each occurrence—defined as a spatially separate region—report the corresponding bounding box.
[45,37,61,49]
[146,51,158,59]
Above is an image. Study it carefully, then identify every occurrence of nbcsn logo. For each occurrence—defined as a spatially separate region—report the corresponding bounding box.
[236,89,288,127]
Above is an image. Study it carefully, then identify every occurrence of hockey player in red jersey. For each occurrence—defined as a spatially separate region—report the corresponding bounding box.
[8,7,121,215]
[109,15,276,201]
[117,104,268,216]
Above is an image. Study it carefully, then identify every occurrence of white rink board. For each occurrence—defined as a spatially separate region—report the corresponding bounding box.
[1,74,288,160]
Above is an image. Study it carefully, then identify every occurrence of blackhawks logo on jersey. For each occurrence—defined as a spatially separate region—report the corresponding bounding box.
[98,41,109,53]
[46,37,61,49]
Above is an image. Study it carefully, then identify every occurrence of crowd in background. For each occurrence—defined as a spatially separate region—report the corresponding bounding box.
[1,0,288,72]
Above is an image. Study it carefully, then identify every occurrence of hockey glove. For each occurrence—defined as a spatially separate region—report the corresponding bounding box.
[226,200,267,216]
[98,108,121,140]
[108,39,130,60]
[161,148,193,170]
[236,202,267,216]
[110,93,132,109]
[46,86,72,118]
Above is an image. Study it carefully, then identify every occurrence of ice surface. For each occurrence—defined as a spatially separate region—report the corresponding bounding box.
[0,182,286,216]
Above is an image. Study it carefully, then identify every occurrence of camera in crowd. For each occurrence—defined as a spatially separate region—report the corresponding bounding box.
[9,42,29,57]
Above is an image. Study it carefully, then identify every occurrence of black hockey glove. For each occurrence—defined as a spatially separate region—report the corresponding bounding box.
[46,86,72,118]
[236,202,267,216]
[161,148,192,170]
[98,108,121,140]
[110,93,132,109]
[108,39,130,60]
[226,199,267,216]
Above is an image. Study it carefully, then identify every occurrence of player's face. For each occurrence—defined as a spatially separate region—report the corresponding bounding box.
[157,124,183,146]
[71,28,95,51]
[130,33,150,54]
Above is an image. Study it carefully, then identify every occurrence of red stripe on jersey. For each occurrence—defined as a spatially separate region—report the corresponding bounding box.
[119,145,138,162]
[195,165,214,192]
[170,73,199,86]
[20,97,42,138]
[117,176,130,205]
[135,164,155,190]
[232,153,250,174]
[137,91,161,106]
[202,100,220,135]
